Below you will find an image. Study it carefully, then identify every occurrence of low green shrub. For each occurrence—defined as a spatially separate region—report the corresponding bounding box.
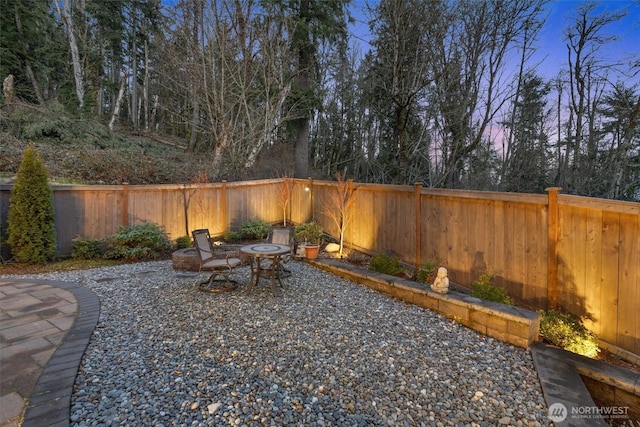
[540,310,600,358]
[471,273,513,305]
[370,254,402,276]
[71,236,102,259]
[417,261,437,283]
[223,230,242,242]
[240,219,269,240]
[103,222,171,261]
[175,235,192,249]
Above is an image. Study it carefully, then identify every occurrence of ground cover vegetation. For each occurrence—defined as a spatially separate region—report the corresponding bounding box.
[0,0,638,200]
[540,309,600,358]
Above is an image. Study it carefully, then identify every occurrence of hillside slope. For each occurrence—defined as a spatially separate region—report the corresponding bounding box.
[0,102,261,185]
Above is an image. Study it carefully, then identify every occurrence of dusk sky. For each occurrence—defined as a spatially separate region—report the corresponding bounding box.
[349,0,640,83]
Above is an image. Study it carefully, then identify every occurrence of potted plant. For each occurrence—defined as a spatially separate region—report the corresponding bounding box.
[294,221,324,259]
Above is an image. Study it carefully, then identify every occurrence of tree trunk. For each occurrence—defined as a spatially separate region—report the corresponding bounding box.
[13,10,44,104]
[294,118,310,178]
[109,70,128,131]
[294,0,312,178]
[188,95,199,152]
[55,0,84,108]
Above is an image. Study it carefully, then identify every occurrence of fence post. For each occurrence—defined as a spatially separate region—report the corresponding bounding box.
[221,180,227,234]
[546,187,561,309]
[414,182,423,272]
[120,183,129,227]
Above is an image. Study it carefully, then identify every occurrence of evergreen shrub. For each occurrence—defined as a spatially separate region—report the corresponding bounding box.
[294,221,324,245]
[7,145,57,263]
[175,235,192,249]
[240,219,269,240]
[71,236,102,259]
[417,261,438,283]
[471,273,513,305]
[370,254,402,276]
[223,230,242,242]
[103,223,171,260]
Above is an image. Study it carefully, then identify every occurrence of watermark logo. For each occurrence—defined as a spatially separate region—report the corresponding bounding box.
[548,402,631,423]
[548,403,568,422]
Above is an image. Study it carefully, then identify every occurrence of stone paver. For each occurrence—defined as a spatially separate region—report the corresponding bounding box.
[0,279,99,427]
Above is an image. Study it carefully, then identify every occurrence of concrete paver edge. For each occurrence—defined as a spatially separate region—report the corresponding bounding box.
[11,279,100,427]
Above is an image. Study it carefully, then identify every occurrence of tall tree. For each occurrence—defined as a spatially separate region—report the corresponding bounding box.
[268,0,349,178]
[597,82,640,200]
[431,0,548,188]
[501,72,552,193]
[0,0,67,104]
[54,0,85,109]
[560,2,626,195]
[363,0,445,184]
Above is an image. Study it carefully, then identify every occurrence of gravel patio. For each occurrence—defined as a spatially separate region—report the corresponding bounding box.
[28,260,547,426]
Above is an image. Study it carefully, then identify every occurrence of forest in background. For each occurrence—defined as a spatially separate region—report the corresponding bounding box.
[1,0,639,201]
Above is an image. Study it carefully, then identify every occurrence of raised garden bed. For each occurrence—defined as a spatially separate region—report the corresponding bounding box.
[310,258,540,349]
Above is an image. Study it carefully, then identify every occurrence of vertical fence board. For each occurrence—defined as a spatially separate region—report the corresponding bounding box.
[583,209,604,336]
[523,205,544,305]
[503,202,518,298]
[493,200,506,286]
[618,213,639,354]
[421,195,438,265]
[599,210,620,344]
[513,202,527,300]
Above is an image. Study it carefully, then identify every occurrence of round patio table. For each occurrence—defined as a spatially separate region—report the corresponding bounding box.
[240,243,291,295]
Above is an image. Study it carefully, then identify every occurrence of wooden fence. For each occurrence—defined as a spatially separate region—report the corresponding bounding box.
[1,178,638,357]
[310,180,639,358]
[0,179,294,256]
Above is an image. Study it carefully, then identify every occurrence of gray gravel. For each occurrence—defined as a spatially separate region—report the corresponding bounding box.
[27,260,547,426]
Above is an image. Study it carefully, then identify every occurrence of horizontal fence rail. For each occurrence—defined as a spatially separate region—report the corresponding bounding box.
[1,179,638,357]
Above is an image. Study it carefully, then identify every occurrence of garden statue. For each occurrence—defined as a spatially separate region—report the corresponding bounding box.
[431,267,449,294]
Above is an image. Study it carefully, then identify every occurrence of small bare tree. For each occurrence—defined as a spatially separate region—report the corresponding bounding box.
[181,171,209,236]
[277,174,294,226]
[322,173,355,258]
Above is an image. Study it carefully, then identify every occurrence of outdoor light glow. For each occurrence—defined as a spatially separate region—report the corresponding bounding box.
[354,212,375,249]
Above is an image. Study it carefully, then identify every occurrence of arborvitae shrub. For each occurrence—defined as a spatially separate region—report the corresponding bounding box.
[7,145,57,263]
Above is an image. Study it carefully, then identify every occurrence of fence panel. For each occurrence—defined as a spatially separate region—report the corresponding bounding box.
[557,195,640,356]
[226,179,282,230]
[178,184,223,236]
[290,180,311,225]
[326,183,416,260]
[51,186,123,255]
[618,212,639,355]
[419,190,548,306]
